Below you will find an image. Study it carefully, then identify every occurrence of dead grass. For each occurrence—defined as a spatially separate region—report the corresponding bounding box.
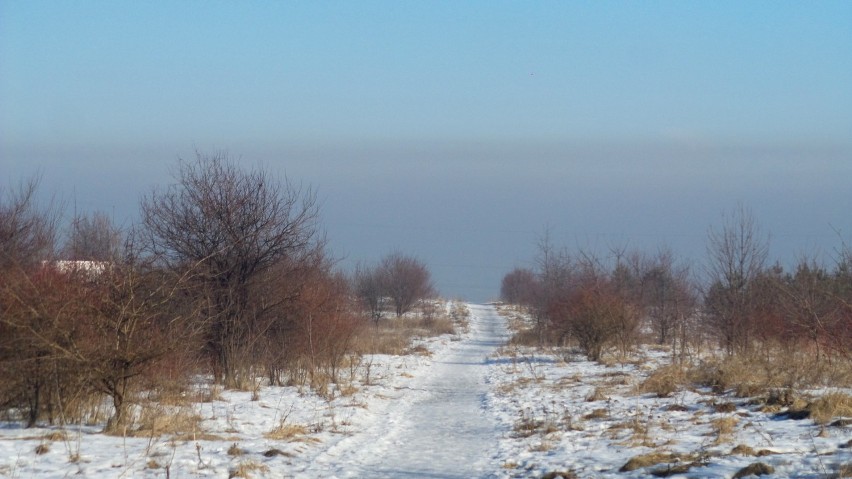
[583,408,609,420]
[41,430,68,442]
[586,386,610,402]
[229,459,270,478]
[807,392,852,425]
[689,350,852,399]
[638,364,688,398]
[352,312,454,356]
[619,451,683,472]
[733,462,774,478]
[512,408,560,439]
[650,463,695,477]
[730,444,756,456]
[709,416,739,444]
[541,471,578,479]
[833,463,852,478]
[130,403,203,438]
[263,422,320,443]
[262,448,293,458]
[510,327,541,347]
[406,344,432,356]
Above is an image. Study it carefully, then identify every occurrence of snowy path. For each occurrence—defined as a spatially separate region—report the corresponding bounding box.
[302,304,508,478]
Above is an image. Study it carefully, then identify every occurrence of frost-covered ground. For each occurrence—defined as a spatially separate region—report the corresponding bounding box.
[2,303,850,478]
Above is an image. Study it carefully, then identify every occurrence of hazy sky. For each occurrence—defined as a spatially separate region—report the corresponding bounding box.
[2,2,851,301]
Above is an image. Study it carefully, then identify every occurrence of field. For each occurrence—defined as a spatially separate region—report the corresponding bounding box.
[1,303,850,478]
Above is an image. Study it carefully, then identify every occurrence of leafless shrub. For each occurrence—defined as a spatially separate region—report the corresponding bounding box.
[140,152,321,388]
[62,211,122,261]
[704,204,769,355]
[380,252,436,317]
[500,267,538,307]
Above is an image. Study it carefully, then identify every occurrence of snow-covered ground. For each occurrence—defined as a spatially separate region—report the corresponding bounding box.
[300,303,509,478]
[2,303,850,478]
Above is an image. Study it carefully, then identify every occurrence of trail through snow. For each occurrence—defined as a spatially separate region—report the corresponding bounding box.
[301,304,508,478]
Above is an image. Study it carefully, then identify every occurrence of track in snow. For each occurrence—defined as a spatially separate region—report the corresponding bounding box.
[303,303,508,478]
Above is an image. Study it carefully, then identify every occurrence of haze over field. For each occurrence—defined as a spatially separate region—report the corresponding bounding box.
[2,2,851,301]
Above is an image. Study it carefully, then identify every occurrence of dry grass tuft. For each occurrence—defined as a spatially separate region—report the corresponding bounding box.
[689,356,765,397]
[710,416,739,443]
[131,403,203,438]
[227,443,245,456]
[713,401,737,413]
[733,462,774,478]
[229,459,270,478]
[619,452,681,472]
[262,448,293,458]
[263,422,319,443]
[586,386,610,402]
[406,344,432,356]
[808,392,852,425]
[512,410,559,438]
[730,444,756,456]
[650,463,695,477]
[35,443,50,455]
[638,364,688,398]
[541,470,578,479]
[45,430,68,441]
[583,408,609,420]
[351,313,453,356]
[510,327,541,347]
[833,463,852,478]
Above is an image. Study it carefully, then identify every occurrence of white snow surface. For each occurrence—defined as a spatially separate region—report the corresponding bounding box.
[301,303,509,478]
[2,303,851,478]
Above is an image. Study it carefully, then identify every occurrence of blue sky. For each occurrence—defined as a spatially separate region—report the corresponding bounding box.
[2,1,851,300]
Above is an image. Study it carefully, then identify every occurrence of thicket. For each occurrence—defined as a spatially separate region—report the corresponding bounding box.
[501,208,852,370]
[0,154,440,431]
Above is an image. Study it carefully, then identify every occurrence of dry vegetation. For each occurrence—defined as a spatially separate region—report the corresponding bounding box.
[0,160,456,447]
[493,302,852,477]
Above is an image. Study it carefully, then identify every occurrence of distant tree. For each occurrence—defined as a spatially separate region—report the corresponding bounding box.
[0,176,59,270]
[550,277,633,362]
[500,267,537,307]
[63,211,122,261]
[353,262,389,325]
[772,258,841,360]
[140,152,321,388]
[379,252,435,317]
[640,249,697,347]
[0,176,65,427]
[704,205,769,355]
[532,230,574,344]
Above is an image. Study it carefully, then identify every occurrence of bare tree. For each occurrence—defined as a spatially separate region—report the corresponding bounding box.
[532,230,574,344]
[139,152,321,388]
[82,242,202,433]
[63,211,122,261]
[0,177,65,427]
[500,267,537,307]
[550,276,633,362]
[379,252,435,317]
[704,204,769,355]
[0,176,59,270]
[353,262,389,325]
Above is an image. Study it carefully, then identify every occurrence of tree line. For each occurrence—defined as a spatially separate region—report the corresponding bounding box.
[0,153,435,431]
[501,207,852,364]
